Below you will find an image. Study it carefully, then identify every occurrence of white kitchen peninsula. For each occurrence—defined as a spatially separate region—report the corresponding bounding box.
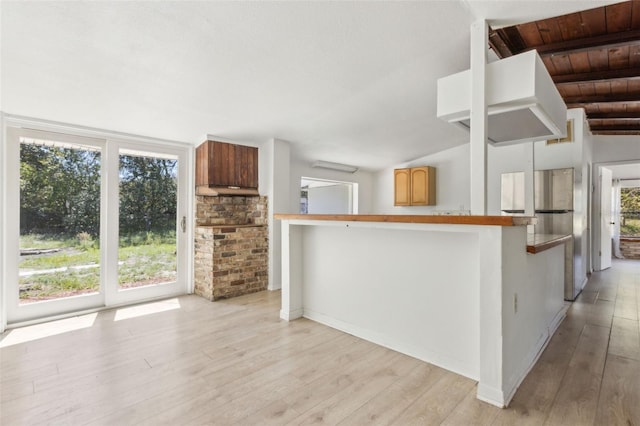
[275,214,567,408]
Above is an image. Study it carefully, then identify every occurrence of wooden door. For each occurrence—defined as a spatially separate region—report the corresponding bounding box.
[234,144,258,188]
[394,169,411,206]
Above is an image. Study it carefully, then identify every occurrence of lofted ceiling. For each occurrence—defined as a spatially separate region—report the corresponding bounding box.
[489,0,640,136]
[0,1,625,171]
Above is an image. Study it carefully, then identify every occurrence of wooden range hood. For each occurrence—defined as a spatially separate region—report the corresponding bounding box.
[195,140,259,196]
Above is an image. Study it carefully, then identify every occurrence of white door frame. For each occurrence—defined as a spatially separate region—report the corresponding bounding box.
[592,159,640,271]
[105,138,190,307]
[5,127,108,323]
[1,115,194,329]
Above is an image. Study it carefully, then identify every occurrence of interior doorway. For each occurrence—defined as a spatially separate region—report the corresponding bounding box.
[593,161,640,271]
[300,177,358,214]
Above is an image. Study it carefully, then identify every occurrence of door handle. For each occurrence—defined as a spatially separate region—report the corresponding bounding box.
[181,216,186,233]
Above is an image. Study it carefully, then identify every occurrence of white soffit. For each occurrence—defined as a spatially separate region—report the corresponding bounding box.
[437,50,567,145]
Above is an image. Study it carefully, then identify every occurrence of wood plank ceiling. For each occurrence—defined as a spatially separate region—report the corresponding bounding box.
[489,0,640,136]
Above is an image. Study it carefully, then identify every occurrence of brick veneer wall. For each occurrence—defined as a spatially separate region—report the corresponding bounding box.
[195,195,267,226]
[620,238,640,259]
[194,195,268,300]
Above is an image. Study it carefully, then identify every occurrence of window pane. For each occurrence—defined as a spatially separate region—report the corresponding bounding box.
[118,153,177,289]
[19,140,101,304]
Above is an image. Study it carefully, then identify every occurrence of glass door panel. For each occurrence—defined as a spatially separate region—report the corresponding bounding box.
[6,127,188,325]
[7,128,106,324]
[19,139,102,303]
[117,150,179,292]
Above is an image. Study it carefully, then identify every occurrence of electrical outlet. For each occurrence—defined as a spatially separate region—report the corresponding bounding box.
[514,293,518,313]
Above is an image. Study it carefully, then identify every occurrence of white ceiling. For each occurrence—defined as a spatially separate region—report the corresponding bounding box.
[0,1,618,171]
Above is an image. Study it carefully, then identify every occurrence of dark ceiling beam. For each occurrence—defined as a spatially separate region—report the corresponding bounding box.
[491,28,640,58]
[564,93,640,106]
[591,130,640,135]
[534,30,640,57]
[587,112,640,119]
[488,28,517,58]
[553,68,640,85]
[590,124,640,132]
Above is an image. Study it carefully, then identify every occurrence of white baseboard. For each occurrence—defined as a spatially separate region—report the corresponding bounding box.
[303,308,479,382]
[280,308,303,321]
[476,384,506,408]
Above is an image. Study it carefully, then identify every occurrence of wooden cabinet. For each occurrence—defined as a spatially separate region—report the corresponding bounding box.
[196,140,258,189]
[394,166,436,206]
[394,169,411,206]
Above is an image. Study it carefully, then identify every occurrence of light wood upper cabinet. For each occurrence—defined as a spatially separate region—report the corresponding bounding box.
[394,168,411,206]
[394,166,436,206]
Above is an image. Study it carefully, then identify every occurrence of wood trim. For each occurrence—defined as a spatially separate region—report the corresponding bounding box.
[274,214,537,227]
[526,234,571,254]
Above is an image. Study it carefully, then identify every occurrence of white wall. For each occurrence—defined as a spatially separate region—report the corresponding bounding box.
[297,223,481,380]
[487,109,589,214]
[487,109,591,291]
[592,135,640,164]
[372,143,470,214]
[0,113,5,332]
[500,228,565,403]
[280,219,565,407]
[307,184,352,214]
[290,159,374,214]
[262,139,290,291]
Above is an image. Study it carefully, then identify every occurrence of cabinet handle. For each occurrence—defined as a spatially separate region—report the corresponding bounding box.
[181,216,186,233]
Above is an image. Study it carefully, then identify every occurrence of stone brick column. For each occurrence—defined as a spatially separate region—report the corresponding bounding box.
[194,195,269,300]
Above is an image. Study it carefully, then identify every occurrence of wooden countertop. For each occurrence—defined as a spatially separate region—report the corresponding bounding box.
[274,214,536,226]
[526,233,571,254]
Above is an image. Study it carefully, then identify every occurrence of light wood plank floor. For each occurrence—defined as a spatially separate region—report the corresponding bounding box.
[1,259,639,425]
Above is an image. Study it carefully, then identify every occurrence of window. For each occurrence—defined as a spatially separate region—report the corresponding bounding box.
[300,177,358,214]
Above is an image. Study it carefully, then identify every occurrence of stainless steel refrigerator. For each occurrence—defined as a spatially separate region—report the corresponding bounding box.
[501,168,580,300]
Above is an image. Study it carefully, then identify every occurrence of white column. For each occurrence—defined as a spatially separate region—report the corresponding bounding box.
[470,20,488,215]
[266,138,290,291]
[524,142,535,233]
[476,226,505,406]
[279,221,303,321]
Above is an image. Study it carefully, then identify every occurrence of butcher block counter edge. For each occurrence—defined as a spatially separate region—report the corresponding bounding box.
[274,214,537,227]
[526,233,571,254]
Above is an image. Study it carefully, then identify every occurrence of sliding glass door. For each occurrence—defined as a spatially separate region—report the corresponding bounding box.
[6,128,189,324]
[106,145,187,306]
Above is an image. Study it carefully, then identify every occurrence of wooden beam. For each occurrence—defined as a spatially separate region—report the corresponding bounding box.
[534,30,640,57]
[590,124,640,131]
[565,93,640,106]
[591,130,640,135]
[488,30,513,58]
[501,29,640,57]
[587,112,640,119]
[553,68,640,85]
[488,27,525,58]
